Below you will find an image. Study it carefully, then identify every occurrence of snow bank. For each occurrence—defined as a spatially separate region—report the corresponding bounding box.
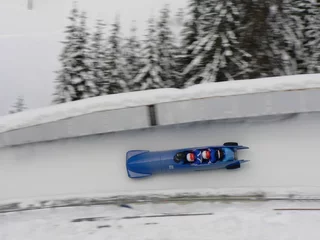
[2,186,320,214]
[1,73,320,133]
[2,200,320,240]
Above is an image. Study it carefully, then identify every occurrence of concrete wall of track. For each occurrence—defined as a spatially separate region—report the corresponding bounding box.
[1,77,320,206]
[0,87,320,148]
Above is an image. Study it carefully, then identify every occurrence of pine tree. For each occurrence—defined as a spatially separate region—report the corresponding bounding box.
[77,12,97,97]
[305,1,320,73]
[178,0,203,88]
[175,8,184,26]
[90,19,109,95]
[53,5,79,103]
[53,6,96,104]
[239,0,320,78]
[239,0,275,78]
[133,17,165,90]
[9,96,27,114]
[284,0,320,74]
[157,5,179,88]
[105,17,128,94]
[183,0,252,86]
[266,2,299,76]
[123,22,143,91]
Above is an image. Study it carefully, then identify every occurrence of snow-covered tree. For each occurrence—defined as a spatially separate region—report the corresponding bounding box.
[175,8,185,26]
[183,0,252,86]
[178,0,203,87]
[132,17,165,90]
[241,0,320,77]
[123,22,143,91]
[238,0,276,78]
[105,17,128,94]
[53,6,96,103]
[77,12,97,96]
[90,19,109,95]
[238,0,320,78]
[243,1,299,77]
[266,2,299,76]
[156,5,179,88]
[9,96,27,114]
[283,0,320,74]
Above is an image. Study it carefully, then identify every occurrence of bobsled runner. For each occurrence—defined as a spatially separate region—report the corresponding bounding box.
[126,142,249,178]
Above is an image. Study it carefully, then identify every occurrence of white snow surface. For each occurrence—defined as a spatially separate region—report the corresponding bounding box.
[1,73,320,133]
[2,200,320,239]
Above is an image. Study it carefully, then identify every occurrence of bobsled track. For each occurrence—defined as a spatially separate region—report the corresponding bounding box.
[1,74,320,211]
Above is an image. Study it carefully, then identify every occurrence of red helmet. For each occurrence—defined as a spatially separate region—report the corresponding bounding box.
[202,150,211,159]
[186,153,195,162]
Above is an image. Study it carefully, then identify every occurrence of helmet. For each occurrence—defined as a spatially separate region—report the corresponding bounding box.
[186,153,195,162]
[202,150,211,159]
[215,149,224,161]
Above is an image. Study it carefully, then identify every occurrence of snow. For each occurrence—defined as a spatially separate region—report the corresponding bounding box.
[2,200,320,239]
[1,73,320,133]
[1,111,320,203]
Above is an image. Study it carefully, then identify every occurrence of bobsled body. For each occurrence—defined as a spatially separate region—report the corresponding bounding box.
[126,142,249,178]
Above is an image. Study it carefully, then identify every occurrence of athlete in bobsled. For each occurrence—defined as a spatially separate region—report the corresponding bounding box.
[186,148,221,164]
[186,149,203,164]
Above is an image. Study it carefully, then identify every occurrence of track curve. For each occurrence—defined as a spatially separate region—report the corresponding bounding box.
[1,112,320,202]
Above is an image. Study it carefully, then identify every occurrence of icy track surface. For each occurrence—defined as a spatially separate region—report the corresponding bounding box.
[2,112,320,202]
[2,200,320,240]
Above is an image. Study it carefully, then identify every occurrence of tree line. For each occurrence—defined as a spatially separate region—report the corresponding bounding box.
[53,0,320,104]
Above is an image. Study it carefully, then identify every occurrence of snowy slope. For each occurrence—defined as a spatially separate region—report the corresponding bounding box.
[0,0,187,115]
[1,112,320,203]
[1,73,320,133]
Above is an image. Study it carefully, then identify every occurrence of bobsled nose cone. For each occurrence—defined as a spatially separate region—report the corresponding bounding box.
[126,151,160,178]
[126,157,153,179]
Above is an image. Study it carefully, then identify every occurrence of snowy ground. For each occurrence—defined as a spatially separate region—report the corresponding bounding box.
[1,200,320,239]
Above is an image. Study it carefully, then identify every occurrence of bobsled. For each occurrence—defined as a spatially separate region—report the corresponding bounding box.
[126,142,249,178]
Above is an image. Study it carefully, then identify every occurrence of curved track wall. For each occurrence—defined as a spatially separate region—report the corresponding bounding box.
[1,112,320,204]
[1,75,320,206]
[1,88,320,148]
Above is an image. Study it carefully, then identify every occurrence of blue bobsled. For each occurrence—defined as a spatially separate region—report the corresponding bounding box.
[126,142,249,178]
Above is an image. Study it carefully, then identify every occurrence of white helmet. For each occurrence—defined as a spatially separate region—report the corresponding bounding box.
[186,153,195,162]
[202,150,210,159]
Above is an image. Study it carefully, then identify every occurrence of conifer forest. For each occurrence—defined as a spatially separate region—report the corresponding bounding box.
[53,0,320,103]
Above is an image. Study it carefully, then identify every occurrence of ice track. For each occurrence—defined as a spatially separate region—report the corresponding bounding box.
[1,112,320,203]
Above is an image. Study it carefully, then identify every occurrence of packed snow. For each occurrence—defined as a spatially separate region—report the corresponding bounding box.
[1,73,320,133]
[2,200,320,239]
